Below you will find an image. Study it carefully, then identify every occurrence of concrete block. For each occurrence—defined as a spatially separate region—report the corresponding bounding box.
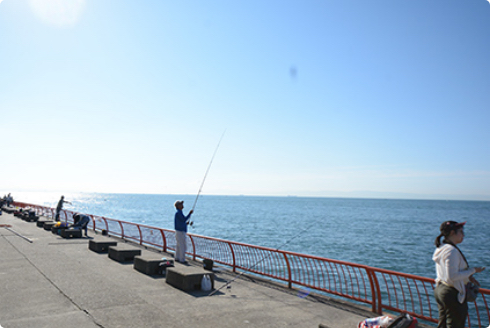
[43,221,56,230]
[25,216,39,222]
[51,223,69,235]
[37,220,52,228]
[51,226,65,235]
[60,228,82,238]
[2,206,14,214]
[166,266,215,291]
[23,212,38,222]
[108,245,141,263]
[133,256,172,275]
[89,240,117,253]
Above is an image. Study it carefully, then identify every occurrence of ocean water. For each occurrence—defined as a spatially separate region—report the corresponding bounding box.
[5,191,490,288]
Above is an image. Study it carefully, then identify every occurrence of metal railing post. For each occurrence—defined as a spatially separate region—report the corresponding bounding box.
[283,253,292,288]
[189,235,197,260]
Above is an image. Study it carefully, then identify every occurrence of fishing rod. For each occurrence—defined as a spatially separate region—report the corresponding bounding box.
[189,130,226,227]
[208,221,318,296]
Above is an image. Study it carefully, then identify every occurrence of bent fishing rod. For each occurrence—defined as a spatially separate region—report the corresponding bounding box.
[189,130,226,227]
[208,221,318,296]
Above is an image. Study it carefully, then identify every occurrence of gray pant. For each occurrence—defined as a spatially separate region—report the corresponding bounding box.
[175,231,187,263]
[434,283,468,328]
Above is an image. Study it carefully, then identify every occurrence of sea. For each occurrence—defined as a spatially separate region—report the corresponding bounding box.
[4,191,490,288]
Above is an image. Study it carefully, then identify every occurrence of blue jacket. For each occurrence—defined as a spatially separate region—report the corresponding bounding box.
[174,209,192,232]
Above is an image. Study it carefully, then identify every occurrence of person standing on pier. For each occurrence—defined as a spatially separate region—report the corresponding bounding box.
[55,195,71,221]
[6,193,13,206]
[433,221,485,328]
[174,200,193,264]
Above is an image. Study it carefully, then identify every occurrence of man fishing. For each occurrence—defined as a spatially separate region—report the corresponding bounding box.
[55,195,71,221]
[174,200,193,264]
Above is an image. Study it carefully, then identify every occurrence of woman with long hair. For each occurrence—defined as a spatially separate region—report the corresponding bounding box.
[433,221,485,328]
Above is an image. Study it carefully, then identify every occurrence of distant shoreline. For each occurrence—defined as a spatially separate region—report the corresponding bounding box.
[2,189,490,203]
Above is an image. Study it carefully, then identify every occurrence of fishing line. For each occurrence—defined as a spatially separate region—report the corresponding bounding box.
[189,129,226,227]
[208,221,318,296]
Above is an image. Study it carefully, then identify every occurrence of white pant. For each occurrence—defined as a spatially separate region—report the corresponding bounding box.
[175,231,187,262]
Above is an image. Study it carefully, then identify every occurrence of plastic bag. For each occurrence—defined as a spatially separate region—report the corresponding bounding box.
[201,274,212,291]
[358,316,392,328]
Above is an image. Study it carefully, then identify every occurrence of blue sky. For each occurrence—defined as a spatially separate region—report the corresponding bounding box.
[1,0,489,200]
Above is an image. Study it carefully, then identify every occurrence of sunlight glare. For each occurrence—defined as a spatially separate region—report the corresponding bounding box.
[29,0,86,27]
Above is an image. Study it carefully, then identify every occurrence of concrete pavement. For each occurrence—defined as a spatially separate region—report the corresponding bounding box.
[0,211,374,328]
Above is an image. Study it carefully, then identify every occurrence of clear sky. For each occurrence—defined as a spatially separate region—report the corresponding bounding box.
[1,0,490,201]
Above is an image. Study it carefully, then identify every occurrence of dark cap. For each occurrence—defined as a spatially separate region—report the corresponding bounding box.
[440,221,466,233]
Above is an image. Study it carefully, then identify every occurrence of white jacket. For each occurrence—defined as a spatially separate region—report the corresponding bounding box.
[433,243,476,303]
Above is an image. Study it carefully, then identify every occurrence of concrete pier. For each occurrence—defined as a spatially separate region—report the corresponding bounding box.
[0,211,375,328]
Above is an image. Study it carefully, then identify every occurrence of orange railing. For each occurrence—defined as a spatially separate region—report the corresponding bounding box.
[14,201,490,328]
